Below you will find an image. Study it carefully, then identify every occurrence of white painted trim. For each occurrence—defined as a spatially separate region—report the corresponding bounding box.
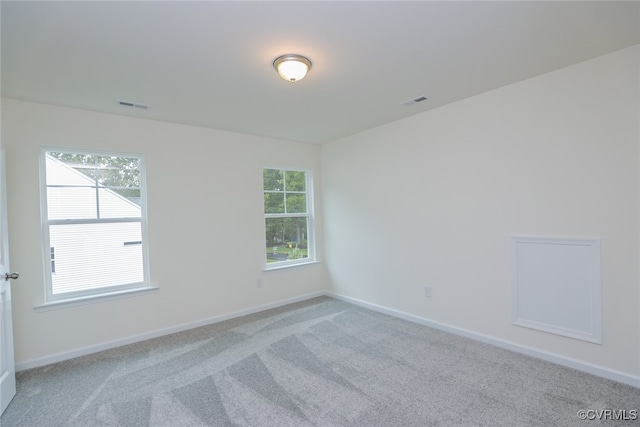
[263,167,317,269]
[326,291,640,389]
[18,289,640,389]
[33,286,159,312]
[263,260,322,273]
[39,147,152,304]
[17,291,325,371]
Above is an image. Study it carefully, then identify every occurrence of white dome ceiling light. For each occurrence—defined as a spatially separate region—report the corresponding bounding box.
[273,54,312,82]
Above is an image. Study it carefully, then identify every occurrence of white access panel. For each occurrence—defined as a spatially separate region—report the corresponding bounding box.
[510,236,602,344]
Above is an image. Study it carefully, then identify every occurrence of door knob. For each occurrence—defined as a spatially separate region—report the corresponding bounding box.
[4,272,19,281]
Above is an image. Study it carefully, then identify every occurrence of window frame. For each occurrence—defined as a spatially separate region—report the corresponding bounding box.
[263,167,315,269]
[39,147,152,303]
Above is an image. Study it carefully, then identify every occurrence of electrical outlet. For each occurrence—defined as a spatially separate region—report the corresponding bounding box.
[423,285,432,298]
[256,278,263,288]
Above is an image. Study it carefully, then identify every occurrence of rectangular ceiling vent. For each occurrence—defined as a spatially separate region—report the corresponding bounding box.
[401,96,428,107]
[117,100,151,110]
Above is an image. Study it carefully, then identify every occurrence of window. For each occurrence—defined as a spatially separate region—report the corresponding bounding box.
[40,148,150,302]
[263,168,314,267]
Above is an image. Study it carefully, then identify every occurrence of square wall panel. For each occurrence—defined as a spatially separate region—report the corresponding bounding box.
[510,236,602,344]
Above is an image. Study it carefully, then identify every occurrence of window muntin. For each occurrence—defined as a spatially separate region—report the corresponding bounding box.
[41,149,150,301]
[263,168,314,267]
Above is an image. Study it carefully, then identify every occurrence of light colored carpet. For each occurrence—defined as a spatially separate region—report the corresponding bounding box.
[1,296,638,426]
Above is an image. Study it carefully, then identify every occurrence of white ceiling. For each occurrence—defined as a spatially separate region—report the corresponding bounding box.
[2,1,639,144]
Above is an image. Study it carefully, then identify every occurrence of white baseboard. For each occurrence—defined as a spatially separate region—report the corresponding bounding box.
[15,291,326,372]
[16,289,640,389]
[327,291,640,389]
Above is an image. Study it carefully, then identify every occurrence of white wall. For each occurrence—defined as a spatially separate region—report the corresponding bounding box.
[1,99,326,366]
[322,46,640,377]
[3,45,639,380]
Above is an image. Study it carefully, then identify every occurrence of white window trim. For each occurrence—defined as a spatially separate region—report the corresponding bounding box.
[263,260,321,273]
[39,146,152,305]
[263,168,316,270]
[33,286,158,312]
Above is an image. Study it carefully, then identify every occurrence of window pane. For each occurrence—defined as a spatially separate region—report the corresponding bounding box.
[285,170,305,191]
[286,193,306,214]
[46,153,98,186]
[47,186,97,220]
[49,222,144,295]
[264,192,284,214]
[47,152,141,197]
[99,189,142,218]
[265,217,308,263]
[95,156,140,187]
[263,169,283,191]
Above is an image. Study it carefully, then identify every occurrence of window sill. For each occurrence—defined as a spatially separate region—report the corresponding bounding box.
[34,286,158,312]
[263,260,321,273]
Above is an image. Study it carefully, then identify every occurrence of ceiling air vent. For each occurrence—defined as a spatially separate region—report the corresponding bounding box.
[401,96,428,107]
[117,100,151,110]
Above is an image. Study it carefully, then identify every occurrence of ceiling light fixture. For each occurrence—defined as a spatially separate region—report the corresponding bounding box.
[273,54,312,82]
